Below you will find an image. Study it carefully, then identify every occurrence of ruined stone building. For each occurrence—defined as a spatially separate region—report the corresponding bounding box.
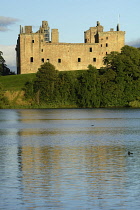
[16,21,125,74]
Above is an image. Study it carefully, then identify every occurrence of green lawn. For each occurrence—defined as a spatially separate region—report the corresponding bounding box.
[0,70,85,91]
[0,73,36,91]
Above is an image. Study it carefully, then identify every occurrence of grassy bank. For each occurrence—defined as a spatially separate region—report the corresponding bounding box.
[0,71,83,108]
[0,73,36,91]
[0,73,36,108]
[0,71,84,91]
[0,68,140,109]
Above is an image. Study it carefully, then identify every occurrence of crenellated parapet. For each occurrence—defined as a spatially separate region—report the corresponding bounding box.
[16,20,125,74]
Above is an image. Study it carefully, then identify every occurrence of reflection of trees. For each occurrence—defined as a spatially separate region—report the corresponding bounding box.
[18,145,63,205]
[17,129,62,136]
[16,109,64,121]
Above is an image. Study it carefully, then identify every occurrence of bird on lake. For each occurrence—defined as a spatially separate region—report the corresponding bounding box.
[128,151,133,155]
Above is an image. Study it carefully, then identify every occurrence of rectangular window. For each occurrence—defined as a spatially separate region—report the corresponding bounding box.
[106,43,108,47]
[78,58,81,62]
[30,57,33,62]
[42,58,44,63]
[58,59,61,63]
[32,40,34,43]
[93,58,96,62]
[101,44,102,47]
[41,49,43,52]
[89,47,92,52]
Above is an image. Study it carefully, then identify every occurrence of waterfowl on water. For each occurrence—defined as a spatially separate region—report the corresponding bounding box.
[128,151,133,155]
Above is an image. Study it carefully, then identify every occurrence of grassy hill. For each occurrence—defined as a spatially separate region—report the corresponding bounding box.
[0,70,85,91]
[0,73,36,91]
[0,71,84,108]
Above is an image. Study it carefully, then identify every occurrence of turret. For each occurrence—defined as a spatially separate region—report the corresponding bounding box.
[40,21,50,42]
[51,29,59,43]
[117,23,120,31]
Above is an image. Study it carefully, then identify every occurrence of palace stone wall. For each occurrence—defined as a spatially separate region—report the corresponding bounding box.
[16,21,125,74]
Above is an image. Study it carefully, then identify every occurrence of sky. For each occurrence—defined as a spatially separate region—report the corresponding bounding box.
[0,0,140,72]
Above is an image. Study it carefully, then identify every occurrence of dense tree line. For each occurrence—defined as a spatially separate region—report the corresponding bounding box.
[0,51,15,107]
[0,51,15,76]
[24,45,140,108]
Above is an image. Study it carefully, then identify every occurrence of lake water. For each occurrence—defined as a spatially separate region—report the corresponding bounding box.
[0,108,140,210]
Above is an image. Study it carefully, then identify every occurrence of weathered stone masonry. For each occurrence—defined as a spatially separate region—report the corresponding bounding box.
[16,21,125,74]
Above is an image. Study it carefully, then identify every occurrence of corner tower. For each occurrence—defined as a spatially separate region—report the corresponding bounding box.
[16,20,125,74]
[84,21,103,43]
[39,21,50,42]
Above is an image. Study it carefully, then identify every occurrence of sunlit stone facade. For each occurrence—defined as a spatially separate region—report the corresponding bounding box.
[16,21,125,74]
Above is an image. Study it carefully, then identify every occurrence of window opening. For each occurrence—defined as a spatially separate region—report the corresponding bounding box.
[32,40,34,43]
[106,43,108,47]
[58,59,61,63]
[30,57,33,62]
[78,58,81,62]
[89,47,92,52]
[42,58,44,63]
[93,58,96,62]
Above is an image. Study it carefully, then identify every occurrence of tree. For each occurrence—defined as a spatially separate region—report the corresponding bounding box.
[100,45,140,106]
[103,45,140,80]
[0,51,6,75]
[33,62,58,104]
[76,65,101,107]
[103,51,119,70]
[23,45,140,108]
[0,51,15,76]
[55,71,77,105]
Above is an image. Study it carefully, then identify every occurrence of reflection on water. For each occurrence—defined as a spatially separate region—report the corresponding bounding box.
[0,109,140,209]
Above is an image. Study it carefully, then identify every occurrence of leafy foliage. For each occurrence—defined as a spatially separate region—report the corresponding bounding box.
[23,45,140,108]
[0,51,15,76]
[99,45,140,107]
[76,65,101,107]
[33,62,58,104]
[55,71,77,105]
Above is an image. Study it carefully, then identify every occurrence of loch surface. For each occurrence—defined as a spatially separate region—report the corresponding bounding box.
[0,108,140,209]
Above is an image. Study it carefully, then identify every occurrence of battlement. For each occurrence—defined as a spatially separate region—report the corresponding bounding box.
[84,21,124,44]
[20,21,58,43]
[16,20,125,74]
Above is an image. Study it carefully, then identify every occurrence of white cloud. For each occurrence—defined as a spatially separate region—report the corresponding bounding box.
[0,26,7,32]
[0,16,19,31]
[0,45,16,72]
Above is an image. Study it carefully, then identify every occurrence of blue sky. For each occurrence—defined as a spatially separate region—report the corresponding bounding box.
[0,0,140,70]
